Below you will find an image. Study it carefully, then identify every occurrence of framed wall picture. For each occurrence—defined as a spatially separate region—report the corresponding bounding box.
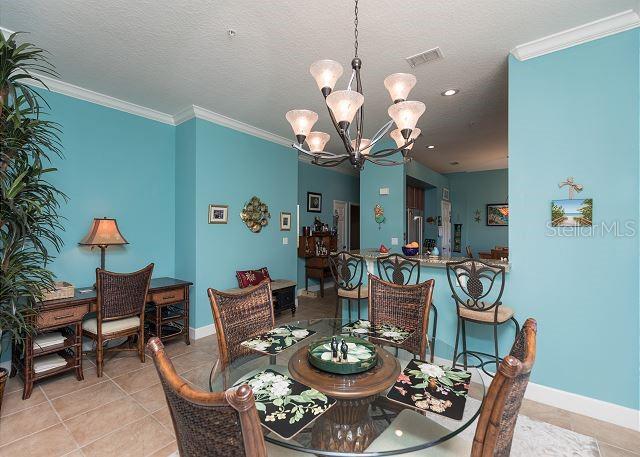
[442,187,450,201]
[486,203,508,226]
[208,204,228,224]
[551,198,592,227]
[280,212,292,231]
[307,192,322,213]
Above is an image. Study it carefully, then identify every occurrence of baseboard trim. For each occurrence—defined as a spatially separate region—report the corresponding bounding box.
[189,324,216,340]
[525,380,639,432]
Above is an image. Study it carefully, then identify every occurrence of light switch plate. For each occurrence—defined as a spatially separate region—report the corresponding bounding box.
[379,187,390,195]
[283,237,289,245]
[391,237,399,245]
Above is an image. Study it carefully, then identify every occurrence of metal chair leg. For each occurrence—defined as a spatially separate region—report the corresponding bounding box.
[430,303,438,363]
[511,316,520,341]
[493,323,499,373]
[347,299,352,322]
[461,319,468,370]
[453,317,461,369]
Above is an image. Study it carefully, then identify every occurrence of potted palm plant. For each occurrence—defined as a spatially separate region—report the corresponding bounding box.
[0,31,65,411]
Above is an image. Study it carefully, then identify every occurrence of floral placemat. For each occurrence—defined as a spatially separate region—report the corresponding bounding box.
[386,359,471,420]
[241,325,316,355]
[341,319,413,344]
[235,369,335,440]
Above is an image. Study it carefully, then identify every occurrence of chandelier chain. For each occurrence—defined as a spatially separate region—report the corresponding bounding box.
[354,0,359,57]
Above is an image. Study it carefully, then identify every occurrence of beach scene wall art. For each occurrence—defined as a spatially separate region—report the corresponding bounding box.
[551,198,592,227]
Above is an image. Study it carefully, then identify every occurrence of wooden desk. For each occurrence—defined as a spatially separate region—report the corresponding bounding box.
[11,277,192,399]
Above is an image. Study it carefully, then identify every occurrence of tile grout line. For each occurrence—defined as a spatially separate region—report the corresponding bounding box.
[40,384,84,455]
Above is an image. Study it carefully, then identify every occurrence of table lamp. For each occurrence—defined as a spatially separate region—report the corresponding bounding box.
[79,217,129,270]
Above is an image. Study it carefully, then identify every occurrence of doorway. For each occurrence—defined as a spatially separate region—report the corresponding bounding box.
[349,203,360,250]
[441,200,451,256]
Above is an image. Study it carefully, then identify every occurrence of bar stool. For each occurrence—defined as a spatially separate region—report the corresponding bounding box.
[446,259,519,377]
[328,251,367,322]
[376,253,438,362]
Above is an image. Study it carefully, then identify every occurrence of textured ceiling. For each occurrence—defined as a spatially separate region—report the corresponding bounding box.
[1,0,636,173]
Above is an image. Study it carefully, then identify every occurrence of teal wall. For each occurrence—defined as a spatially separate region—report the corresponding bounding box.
[448,169,508,254]
[509,30,639,409]
[42,91,176,286]
[175,119,299,328]
[360,147,406,249]
[297,162,359,289]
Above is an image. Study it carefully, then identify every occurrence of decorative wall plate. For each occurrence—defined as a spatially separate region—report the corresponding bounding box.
[308,336,378,375]
[241,196,270,232]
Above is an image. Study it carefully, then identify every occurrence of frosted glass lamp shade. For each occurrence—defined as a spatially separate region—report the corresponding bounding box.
[390,128,421,150]
[351,138,372,155]
[383,73,417,102]
[310,60,344,93]
[388,101,425,133]
[306,131,330,153]
[285,109,318,143]
[326,90,364,126]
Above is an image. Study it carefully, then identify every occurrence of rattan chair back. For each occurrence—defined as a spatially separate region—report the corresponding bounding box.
[147,337,267,457]
[329,251,365,291]
[446,259,505,312]
[208,281,275,369]
[376,253,420,285]
[471,318,537,457]
[96,264,153,320]
[367,274,434,359]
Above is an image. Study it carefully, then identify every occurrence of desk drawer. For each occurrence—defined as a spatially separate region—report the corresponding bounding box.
[149,288,185,305]
[37,304,87,329]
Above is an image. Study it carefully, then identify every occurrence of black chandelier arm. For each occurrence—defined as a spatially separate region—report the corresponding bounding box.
[323,101,354,154]
[368,138,417,159]
[365,156,411,166]
[312,156,352,167]
[354,65,364,149]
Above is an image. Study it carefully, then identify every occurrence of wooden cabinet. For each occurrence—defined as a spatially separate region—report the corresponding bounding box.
[406,185,424,210]
[298,234,337,297]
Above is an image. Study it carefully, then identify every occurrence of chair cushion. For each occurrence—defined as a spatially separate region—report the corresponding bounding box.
[366,409,472,456]
[82,316,140,335]
[338,287,368,299]
[458,304,514,323]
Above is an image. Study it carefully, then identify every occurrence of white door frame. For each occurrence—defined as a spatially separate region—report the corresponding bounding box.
[333,200,348,251]
[441,200,452,256]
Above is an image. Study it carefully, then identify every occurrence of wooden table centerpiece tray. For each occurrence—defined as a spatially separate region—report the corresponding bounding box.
[386,359,471,420]
[308,336,377,375]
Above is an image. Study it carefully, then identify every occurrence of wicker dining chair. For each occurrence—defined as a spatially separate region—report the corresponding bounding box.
[376,253,438,362]
[367,274,434,360]
[208,281,275,370]
[446,259,519,376]
[83,263,154,377]
[366,318,537,456]
[329,251,368,321]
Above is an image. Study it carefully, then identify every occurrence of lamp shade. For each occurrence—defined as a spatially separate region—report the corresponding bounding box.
[383,73,417,102]
[306,131,331,153]
[310,60,343,92]
[350,138,372,155]
[325,90,364,125]
[390,128,421,150]
[285,110,318,142]
[388,101,426,132]
[79,218,128,246]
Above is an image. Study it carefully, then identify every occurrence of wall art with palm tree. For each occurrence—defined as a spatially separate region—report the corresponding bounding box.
[551,199,592,227]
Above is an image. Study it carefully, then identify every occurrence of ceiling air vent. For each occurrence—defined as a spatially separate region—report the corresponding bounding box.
[405,47,443,68]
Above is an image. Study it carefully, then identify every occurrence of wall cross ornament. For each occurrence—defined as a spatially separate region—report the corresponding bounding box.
[558,177,583,199]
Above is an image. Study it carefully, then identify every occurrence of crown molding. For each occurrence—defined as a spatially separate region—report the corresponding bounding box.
[511,10,640,61]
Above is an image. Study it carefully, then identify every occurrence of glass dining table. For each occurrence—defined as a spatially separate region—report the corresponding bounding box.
[208,318,485,456]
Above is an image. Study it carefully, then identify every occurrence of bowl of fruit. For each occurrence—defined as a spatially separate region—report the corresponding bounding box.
[402,242,420,256]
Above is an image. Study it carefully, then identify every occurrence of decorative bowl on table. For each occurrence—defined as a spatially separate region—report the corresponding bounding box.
[308,336,378,375]
[402,246,419,256]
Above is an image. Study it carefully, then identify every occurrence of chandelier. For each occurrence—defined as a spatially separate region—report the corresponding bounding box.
[285,0,425,170]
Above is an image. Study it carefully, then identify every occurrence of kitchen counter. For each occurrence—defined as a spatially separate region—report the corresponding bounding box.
[350,249,510,271]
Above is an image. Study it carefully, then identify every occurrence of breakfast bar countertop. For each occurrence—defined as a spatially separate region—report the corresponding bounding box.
[349,249,510,271]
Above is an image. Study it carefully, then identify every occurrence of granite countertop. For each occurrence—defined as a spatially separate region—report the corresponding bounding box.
[350,249,510,271]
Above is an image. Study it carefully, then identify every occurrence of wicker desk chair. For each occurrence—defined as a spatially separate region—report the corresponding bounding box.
[368,274,434,361]
[328,251,368,322]
[208,281,275,370]
[376,253,438,362]
[83,263,153,377]
[366,318,537,456]
[148,338,310,457]
[446,259,519,376]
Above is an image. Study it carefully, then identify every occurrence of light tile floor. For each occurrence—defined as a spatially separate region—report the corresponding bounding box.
[0,292,637,456]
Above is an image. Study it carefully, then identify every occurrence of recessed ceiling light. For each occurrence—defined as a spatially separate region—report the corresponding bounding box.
[441,89,459,96]
[427,145,435,149]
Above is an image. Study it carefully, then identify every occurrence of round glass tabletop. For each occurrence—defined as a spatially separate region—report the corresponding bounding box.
[209,318,485,456]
